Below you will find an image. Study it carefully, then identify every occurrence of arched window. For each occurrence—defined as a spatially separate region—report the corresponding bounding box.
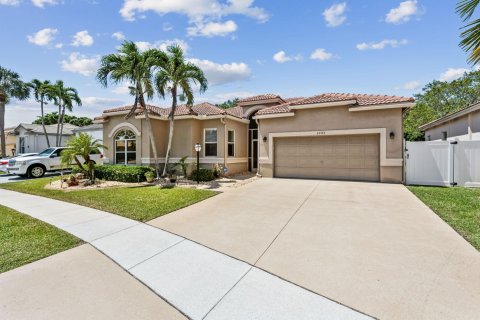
[115,129,136,165]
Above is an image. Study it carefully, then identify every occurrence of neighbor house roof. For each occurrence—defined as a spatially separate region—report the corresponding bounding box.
[72,123,103,132]
[256,93,414,115]
[14,123,78,135]
[419,102,480,131]
[237,94,285,105]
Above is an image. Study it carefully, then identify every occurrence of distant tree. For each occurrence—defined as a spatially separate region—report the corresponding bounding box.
[28,79,56,147]
[217,98,238,109]
[0,66,30,157]
[404,70,480,140]
[33,112,93,127]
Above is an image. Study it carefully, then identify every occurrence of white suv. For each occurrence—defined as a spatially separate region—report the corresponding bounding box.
[7,147,102,178]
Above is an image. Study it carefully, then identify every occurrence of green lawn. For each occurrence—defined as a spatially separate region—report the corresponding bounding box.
[0,178,217,221]
[408,186,480,250]
[0,205,83,273]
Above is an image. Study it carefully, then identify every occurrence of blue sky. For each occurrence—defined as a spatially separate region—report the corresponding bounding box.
[0,0,472,127]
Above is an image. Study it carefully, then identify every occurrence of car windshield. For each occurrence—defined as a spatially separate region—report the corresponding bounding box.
[38,148,56,157]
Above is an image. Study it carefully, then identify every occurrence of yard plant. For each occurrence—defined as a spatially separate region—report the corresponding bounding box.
[62,133,106,180]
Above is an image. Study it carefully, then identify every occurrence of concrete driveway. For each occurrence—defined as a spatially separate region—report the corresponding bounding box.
[0,172,60,184]
[149,178,480,320]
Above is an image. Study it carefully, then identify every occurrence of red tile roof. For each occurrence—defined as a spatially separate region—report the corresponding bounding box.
[237,94,284,104]
[257,93,414,115]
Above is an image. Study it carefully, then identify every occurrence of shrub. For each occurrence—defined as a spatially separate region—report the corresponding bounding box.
[87,165,155,183]
[189,168,215,182]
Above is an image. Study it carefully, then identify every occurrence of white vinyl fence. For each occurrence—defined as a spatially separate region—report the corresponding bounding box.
[405,141,480,187]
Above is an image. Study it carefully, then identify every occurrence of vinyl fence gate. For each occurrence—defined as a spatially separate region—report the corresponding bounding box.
[405,140,480,187]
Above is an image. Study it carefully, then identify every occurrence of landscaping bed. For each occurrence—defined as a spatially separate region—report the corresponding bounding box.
[0,205,83,273]
[0,178,217,221]
[408,186,480,250]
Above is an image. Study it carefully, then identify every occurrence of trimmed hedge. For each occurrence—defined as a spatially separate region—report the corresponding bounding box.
[75,165,155,183]
[189,168,215,182]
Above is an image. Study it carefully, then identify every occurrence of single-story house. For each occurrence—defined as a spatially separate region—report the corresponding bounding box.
[0,127,17,157]
[419,102,480,141]
[72,123,103,141]
[96,92,414,183]
[13,123,78,154]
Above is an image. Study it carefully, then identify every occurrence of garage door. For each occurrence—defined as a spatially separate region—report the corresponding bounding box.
[274,134,380,181]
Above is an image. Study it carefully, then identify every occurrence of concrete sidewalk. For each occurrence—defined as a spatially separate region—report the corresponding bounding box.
[0,189,371,320]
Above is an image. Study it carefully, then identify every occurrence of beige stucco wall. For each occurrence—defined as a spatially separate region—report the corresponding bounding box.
[1,131,16,157]
[101,114,248,175]
[425,109,480,141]
[258,106,404,183]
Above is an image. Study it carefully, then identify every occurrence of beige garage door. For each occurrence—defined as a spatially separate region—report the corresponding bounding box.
[274,134,380,181]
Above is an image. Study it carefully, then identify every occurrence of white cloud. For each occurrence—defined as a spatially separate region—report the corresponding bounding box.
[54,43,63,49]
[120,0,269,22]
[163,22,173,31]
[310,48,333,61]
[71,30,94,47]
[112,84,132,95]
[31,0,58,8]
[439,68,469,82]
[134,39,189,53]
[0,0,20,6]
[27,28,58,46]
[273,51,302,63]
[188,58,251,86]
[385,0,419,24]
[82,96,126,107]
[323,2,347,27]
[356,39,408,50]
[60,52,99,76]
[187,20,237,37]
[112,32,125,41]
[402,80,421,90]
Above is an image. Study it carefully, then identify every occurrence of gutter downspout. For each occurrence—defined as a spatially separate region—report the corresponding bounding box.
[255,118,261,177]
[220,116,227,173]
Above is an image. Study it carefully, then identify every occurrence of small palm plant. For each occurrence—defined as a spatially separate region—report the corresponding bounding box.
[175,156,189,177]
[61,133,106,181]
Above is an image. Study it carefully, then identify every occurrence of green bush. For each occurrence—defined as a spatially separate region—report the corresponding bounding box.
[83,165,155,183]
[189,168,215,182]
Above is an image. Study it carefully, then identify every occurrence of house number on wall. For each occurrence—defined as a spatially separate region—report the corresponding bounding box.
[316,131,326,135]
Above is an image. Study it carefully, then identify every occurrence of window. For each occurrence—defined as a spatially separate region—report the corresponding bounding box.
[204,129,217,157]
[115,129,136,165]
[227,130,235,157]
[442,131,448,141]
[19,137,25,154]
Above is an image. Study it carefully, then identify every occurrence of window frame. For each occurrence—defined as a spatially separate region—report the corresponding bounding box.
[204,128,218,157]
[114,129,137,165]
[227,129,235,157]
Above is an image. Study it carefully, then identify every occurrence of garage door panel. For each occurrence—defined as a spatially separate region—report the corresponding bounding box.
[274,134,380,182]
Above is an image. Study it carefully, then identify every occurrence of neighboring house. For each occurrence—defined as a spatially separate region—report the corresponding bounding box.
[96,93,414,183]
[0,127,17,157]
[419,102,480,141]
[13,123,78,154]
[72,123,103,141]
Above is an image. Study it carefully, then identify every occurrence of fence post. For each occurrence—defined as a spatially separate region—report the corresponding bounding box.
[450,141,458,186]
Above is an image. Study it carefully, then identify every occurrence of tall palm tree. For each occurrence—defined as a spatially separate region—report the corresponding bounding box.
[154,45,208,177]
[29,79,56,147]
[97,41,163,175]
[52,80,82,146]
[458,0,480,64]
[0,66,30,157]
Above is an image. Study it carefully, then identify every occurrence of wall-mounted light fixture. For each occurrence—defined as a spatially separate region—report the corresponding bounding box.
[262,136,267,142]
[389,131,395,139]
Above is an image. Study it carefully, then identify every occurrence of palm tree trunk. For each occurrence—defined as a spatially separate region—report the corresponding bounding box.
[58,105,66,146]
[56,104,62,146]
[40,98,50,147]
[0,95,6,157]
[162,87,177,177]
[138,93,160,177]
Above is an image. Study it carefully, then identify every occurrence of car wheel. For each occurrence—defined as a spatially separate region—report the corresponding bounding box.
[28,165,45,178]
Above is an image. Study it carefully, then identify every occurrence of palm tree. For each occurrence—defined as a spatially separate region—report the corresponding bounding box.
[458,0,480,64]
[0,66,30,157]
[154,45,208,177]
[52,80,82,146]
[61,133,106,180]
[28,79,56,147]
[97,41,163,176]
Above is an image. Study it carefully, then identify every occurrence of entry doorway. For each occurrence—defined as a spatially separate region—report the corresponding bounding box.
[248,117,258,172]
